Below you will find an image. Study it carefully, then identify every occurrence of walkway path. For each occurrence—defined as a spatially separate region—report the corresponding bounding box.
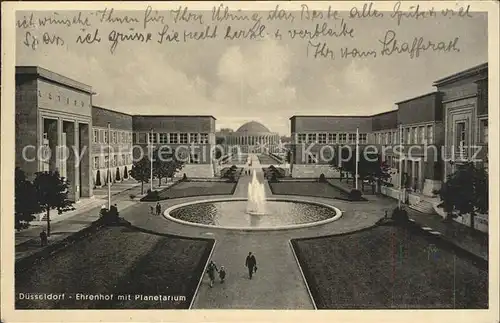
[191,154,314,309]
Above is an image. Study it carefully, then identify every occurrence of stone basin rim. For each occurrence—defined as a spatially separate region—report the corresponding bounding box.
[163,197,343,231]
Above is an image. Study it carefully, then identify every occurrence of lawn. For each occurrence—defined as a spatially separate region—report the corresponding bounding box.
[292,225,488,309]
[15,226,214,309]
[156,181,238,199]
[269,181,351,200]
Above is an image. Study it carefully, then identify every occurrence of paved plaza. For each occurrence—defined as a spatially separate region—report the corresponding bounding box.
[15,154,488,309]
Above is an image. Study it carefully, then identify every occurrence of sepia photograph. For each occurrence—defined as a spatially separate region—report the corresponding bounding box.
[1,1,498,322]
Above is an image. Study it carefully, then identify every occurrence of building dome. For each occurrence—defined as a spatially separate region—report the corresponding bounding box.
[236,121,271,133]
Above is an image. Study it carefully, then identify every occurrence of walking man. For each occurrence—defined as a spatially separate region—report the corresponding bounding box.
[40,229,48,247]
[206,260,218,288]
[245,252,257,279]
[156,202,161,216]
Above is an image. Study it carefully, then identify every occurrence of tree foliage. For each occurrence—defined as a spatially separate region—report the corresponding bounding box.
[15,168,41,231]
[435,162,488,229]
[152,149,185,186]
[32,171,72,236]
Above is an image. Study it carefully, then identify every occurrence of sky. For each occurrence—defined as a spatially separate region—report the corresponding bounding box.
[15,6,488,135]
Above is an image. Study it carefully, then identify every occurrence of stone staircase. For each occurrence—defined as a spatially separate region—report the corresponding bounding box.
[409,200,437,215]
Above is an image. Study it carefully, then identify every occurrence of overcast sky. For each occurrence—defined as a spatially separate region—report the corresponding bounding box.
[16,8,487,135]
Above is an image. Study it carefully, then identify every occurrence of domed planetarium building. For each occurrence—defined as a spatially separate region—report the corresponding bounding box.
[224,121,280,153]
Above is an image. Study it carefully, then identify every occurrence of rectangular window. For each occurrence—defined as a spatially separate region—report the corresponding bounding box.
[180,133,188,144]
[189,133,199,144]
[112,131,117,144]
[104,156,109,167]
[297,134,307,144]
[338,133,347,143]
[328,133,337,143]
[420,126,426,144]
[413,127,418,144]
[104,130,109,144]
[129,133,132,143]
[406,128,411,144]
[348,133,356,144]
[93,130,99,143]
[113,155,117,167]
[148,132,158,144]
[200,133,209,144]
[159,133,168,144]
[169,133,178,144]
[480,119,488,143]
[456,121,466,149]
[359,134,367,144]
[93,156,99,169]
[121,154,125,166]
[307,133,317,143]
[318,133,327,144]
[427,125,433,144]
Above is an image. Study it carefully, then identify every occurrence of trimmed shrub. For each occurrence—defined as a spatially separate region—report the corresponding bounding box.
[182,173,188,181]
[116,167,121,181]
[146,190,160,201]
[391,207,409,223]
[129,194,136,200]
[123,166,129,179]
[348,189,363,201]
[318,173,327,182]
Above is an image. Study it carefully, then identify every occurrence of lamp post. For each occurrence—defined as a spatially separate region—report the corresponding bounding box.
[355,127,359,190]
[150,128,154,191]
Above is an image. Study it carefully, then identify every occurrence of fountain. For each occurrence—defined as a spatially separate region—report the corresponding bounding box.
[247,169,267,215]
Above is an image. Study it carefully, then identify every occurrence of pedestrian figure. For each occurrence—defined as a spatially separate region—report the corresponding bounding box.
[385,210,388,219]
[40,229,48,247]
[219,266,226,284]
[206,260,218,287]
[150,205,154,215]
[245,252,257,279]
[156,202,161,216]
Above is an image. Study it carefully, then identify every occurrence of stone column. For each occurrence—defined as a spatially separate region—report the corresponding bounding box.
[79,123,92,197]
[64,121,77,201]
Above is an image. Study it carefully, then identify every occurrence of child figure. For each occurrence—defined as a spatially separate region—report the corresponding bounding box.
[219,266,226,284]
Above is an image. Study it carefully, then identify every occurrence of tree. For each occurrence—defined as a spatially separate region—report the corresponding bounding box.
[129,156,151,195]
[32,171,72,237]
[330,146,390,191]
[152,150,185,186]
[95,169,102,186]
[15,168,41,231]
[435,162,488,229]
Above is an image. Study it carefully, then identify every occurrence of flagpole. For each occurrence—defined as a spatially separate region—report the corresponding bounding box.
[355,127,359,190]
[107,122,111,210]
[398,124,403,209]
[150,128,154,191]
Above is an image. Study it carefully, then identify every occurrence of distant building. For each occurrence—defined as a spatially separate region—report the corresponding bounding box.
[223,121,280,154]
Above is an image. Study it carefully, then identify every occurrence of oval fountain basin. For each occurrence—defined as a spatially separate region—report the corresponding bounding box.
[166,198,342,230]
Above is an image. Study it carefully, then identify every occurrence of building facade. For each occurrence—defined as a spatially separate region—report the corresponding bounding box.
[15,66,219,203]
[433,63,488,179]
[15,66,93,202]
[91,106,134,187]
[289,116,372,178]
[132,115,217,178]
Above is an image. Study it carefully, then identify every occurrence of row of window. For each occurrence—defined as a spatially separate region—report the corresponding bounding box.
[39,90,88,108]
[140,132,210,145]
[296,133,369,144]
[94,154,133,169]
[93,129,133,145]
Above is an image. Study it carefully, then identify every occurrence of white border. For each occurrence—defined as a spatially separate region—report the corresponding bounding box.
[189,240,217,309]
[289,240,318,310]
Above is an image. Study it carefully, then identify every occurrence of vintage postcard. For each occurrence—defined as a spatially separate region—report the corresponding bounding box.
[1,1,498,322]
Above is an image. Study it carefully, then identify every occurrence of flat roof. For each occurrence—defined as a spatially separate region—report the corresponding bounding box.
[133,115,217,120]
[370,109,398,117]
[433,62,488,87]
[395,92,439,105]
[290,115,372,120]
[92,105,133,118]
[16,66,93,94]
